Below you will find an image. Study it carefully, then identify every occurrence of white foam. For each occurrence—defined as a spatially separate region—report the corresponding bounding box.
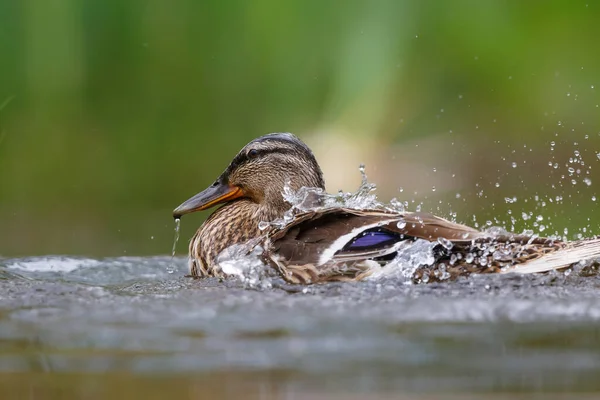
[5,257,101,273]
[367,239,439,282]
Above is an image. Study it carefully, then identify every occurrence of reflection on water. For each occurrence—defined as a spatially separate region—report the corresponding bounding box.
[1,256,600,397]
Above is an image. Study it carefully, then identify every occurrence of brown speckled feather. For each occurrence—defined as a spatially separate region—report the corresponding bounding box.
[188,198,279,278]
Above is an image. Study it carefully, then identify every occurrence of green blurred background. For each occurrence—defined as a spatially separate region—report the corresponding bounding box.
[1,0,599,258]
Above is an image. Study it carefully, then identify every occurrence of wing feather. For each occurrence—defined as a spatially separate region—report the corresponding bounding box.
[504,238,600,274]
[268,208,485,266]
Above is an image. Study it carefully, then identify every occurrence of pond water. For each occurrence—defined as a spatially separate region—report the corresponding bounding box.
[1,255,600,398]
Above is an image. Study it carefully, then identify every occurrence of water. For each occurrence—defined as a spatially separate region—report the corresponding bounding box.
[169,217,181,274]
[2,256,600,398]
[3,173,600,398]
[172,217,181,259]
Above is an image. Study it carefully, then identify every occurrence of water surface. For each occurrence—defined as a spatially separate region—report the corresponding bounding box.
[1,256,600,398]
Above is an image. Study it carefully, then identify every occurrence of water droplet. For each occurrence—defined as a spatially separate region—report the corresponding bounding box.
[397,220,407,229]
[465,253,475,263]
[511,162,517,168]
[584,177,592,186]
[169,218,181,274]
[437,237,454,250]
[258,221,270,231]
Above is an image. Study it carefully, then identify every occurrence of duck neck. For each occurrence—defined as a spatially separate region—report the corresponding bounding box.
[195,198,290,265]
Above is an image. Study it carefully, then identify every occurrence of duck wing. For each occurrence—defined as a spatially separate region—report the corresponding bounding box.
[261,209,600,284]
[263,208,486,283]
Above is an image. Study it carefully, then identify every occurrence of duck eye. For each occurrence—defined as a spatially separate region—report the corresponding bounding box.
[247,149,259,159]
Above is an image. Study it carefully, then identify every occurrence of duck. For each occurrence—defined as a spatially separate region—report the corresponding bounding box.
[173,132,600,284]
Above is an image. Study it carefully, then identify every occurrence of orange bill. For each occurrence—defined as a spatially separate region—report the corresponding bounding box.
[173,181,243,218]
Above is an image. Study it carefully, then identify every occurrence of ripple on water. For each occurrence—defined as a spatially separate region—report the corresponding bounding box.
[0,256,189,285]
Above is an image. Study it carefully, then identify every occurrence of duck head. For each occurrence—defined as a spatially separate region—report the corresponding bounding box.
[173,133,325,218]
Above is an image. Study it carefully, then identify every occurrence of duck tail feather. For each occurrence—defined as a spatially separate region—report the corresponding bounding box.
[504,238,600,274]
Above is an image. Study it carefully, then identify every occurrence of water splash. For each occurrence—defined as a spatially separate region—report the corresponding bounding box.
[264,164,402,231]
[203,159,599,286]
[222,165,403,284]
[367,239,438,282]
[168,218,181,274]
[221,165,419,285]
[220,164,558,286]
[217,244,274,290]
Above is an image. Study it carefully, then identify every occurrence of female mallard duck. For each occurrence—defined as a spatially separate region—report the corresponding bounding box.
[173,133,600,284]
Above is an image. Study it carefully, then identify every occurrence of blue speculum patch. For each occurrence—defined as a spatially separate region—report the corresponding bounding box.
[344,230,400,250]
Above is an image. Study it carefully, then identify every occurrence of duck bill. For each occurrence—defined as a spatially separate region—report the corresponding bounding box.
[173,181,243,218]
